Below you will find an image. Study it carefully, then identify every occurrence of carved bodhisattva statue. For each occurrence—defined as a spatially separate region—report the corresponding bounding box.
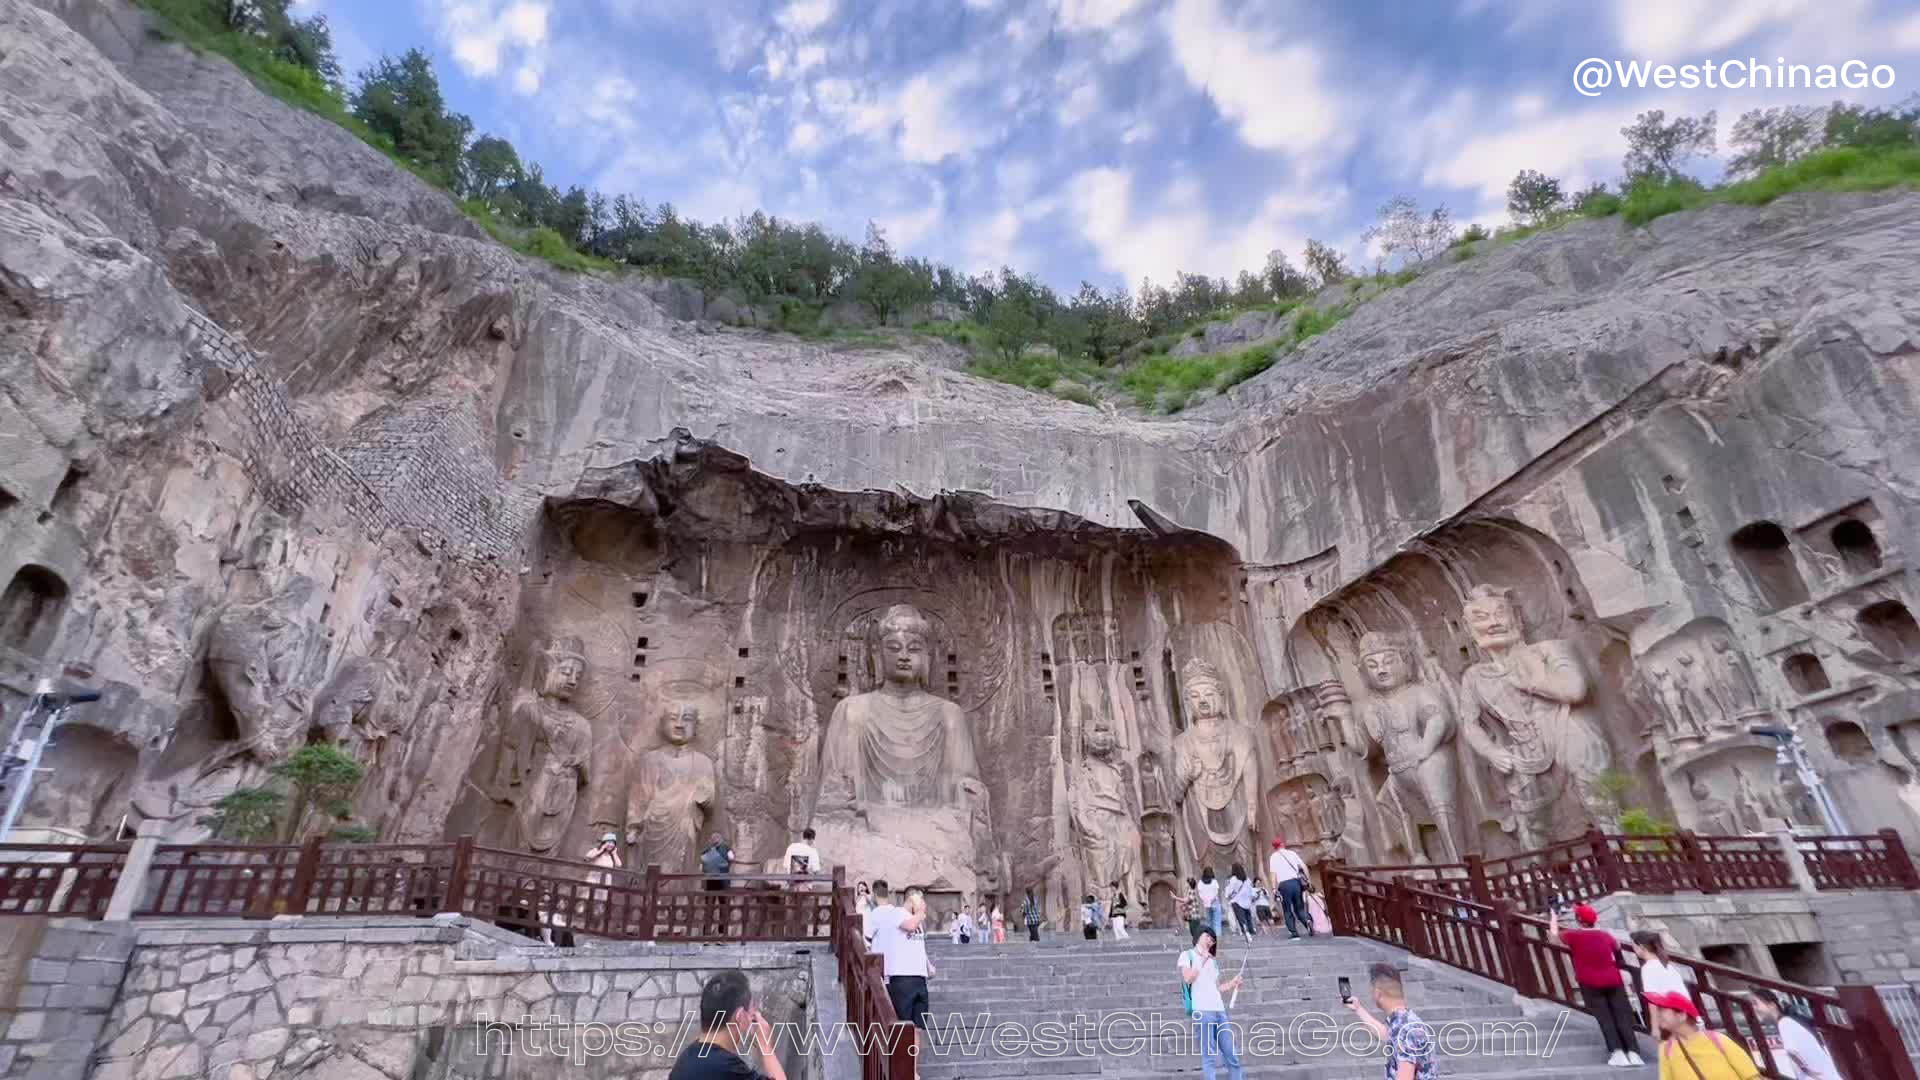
[1172,657,1261,872]
[626,702,717,873]
[508,636,592,855]
[1070,717,1144,904]
[1356,632,1463,862]
[814,604,991,894]
[1456,585,1613,848]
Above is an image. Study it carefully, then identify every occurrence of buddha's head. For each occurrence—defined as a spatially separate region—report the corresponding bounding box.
[1084,717,1117,759]
[875,604,933,688]
[1463,585,1522,652]
[1183,657,1226,723]
[538,636,586,701]
[660,701,699,745]
[1358,632,1413,692]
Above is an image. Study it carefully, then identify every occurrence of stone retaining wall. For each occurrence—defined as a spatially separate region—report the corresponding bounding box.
[0,918,136,1080]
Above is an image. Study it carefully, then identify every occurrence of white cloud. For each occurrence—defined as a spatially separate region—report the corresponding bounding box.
[789,121,825,153]
[1067,167,1215,285]
[1896,12,1920,50]
[1611,0,1818,57]
[776,0,836,34]
[1163,0,1345,157]
[966,208,1026,271]
[1057,80,1102,127]
[794,44,828,73]
[429,0,550,92]
[1421,101,1642,217]
[1054,0,1148,31]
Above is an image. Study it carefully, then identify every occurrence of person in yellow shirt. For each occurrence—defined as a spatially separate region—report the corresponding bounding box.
[1646,990,1761,1080]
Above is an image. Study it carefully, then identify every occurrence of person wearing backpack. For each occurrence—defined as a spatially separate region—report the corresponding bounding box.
[1646,990,1761,1079]
[1178,928,1246,1080]
[1749,988,1837,1079]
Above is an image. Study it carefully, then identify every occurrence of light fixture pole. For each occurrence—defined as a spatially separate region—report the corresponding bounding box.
[1749,725,1850,835]
[0,679,102,841]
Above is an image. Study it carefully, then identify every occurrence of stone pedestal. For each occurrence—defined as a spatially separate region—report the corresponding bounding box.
[811,804,980,898]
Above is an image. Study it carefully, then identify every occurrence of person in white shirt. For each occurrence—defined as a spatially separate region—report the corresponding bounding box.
[1267,837,1312,940]
[950,908,974,944]
[863,880,934,1029]
[783,828,821,875]
[1751,987,1838,1080]
[1178,928,1246,1080]
[1227,863,1257,941]
[1630,930,1690,1024]
[1195,867,1223,939]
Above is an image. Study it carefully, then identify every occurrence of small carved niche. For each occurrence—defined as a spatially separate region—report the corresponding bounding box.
[0,565,68,657]
[1824,720,1876,766]
[1831,518,1883,576]
[1859,600,1920,661]
[632,635,649,681]
[1039,650,1055,704]
[1730,522,1809,611]
[1781,653,1831,695]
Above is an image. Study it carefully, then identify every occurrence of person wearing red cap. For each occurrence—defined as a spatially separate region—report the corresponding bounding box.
[1551,904,1643,1067]
[1266,836,1312,940]
[1646,990,1761,1079]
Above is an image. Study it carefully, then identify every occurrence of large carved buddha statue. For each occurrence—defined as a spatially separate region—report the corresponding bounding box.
[813,604,991,893]
[1070,716,1144,904]
[506,636,592,855]
[1172,657,1261,872]
[627,702,717,872]
[1456,585,1612,848]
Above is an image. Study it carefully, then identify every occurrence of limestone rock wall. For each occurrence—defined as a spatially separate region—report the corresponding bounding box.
[4,0,1920,935]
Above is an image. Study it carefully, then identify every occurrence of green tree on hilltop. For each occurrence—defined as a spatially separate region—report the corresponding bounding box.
[1621,109,1717,183]
[351,49,472,187]
[1506,169,1566,226]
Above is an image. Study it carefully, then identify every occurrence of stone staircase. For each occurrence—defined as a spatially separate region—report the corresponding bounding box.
[907,929,1654,1079]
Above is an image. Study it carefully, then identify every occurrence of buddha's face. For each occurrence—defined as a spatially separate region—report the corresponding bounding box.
[880,630,929,686]
[1361,648,1410,691]
[661,704,698,745]
[1085,721,1116,758]
[1465,596,1521,651]
[545,656,584,699]
[1188,682,1224,721]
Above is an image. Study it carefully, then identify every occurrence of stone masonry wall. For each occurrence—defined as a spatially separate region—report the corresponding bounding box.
[0,918,136,1080]
[88,918,815,1080]
[1811,890,1920,985]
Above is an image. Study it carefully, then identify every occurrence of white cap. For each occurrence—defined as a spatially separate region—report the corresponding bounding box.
[601,832,618,843]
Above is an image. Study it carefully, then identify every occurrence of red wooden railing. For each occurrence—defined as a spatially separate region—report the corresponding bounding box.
[1324,867,1918,1080]
[0,843,126,917]
[1335,826,1910,909]
[832,882,917,1079]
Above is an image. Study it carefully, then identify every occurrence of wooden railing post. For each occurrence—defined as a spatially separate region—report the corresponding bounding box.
[830,866,846,947]
[640,864,662,942]
[1589,827,1627,894]
[1492,900,1538,998]
[1394,876,1429,956]
[1677,831,1718,894]
[1836,985,1920,1080]
[1464,854,1492,906]
[1323,865,1346,934]
[283,835,325,915]
[887,1022,918,1080]
[441,835,474,914]
[1879,829,1920,890]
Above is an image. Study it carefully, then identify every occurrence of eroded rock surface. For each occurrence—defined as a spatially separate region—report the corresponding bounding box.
[4,0,1920,947]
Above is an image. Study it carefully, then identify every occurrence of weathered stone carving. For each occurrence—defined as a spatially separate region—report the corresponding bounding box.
[1732,768,1787,833]
[626,702,717,872]
[505,636,591,854]
[1069,716,1143,903]
[1142,814,1177,873]
[1172,657,1261,870]
[206,577,329,767]
[1138,751,1170,814]
[1709,638,1765,716]
[1637,664,1705,739]
[1355,632,1463,862]
[1688,773,1736,835]
[812,603,991,894]
[1456,585,1613,847]
[313,658,414,768]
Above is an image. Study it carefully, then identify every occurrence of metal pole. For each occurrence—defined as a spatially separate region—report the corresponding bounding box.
[0,683,56,841]
[1789,735,1851,835]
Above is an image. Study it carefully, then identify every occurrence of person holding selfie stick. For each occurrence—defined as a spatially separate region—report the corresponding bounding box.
[1178,928,1246,1080]
[1346,962,1436,1080]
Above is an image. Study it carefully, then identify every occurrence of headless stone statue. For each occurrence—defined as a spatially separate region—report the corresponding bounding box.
[1171,657,1260,872]
[626,702,717,873]
[1456,585,1612,849]
[1356,632,1462,862]
[508,636,591,855]
[1070,716,1143,905]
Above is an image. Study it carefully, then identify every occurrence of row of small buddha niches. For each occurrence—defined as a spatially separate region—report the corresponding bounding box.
[415,465,1920,931]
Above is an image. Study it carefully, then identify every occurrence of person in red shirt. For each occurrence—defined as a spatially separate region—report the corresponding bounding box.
[1552,903,1645,1068]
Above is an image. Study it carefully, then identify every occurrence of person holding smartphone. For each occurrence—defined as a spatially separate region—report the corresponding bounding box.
[1346,963,1435,1080]
[667,970,789,1080]
[1178,928,1246,1080]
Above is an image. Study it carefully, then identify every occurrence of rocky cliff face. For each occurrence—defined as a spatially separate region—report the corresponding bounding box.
[5,0,1920,929]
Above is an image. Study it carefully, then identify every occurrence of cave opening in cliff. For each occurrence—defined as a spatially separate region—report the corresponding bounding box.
[1830,518,1883,576]
[1859,600,1920,661]
[1730,521,1810,611]
[0,564,69,658]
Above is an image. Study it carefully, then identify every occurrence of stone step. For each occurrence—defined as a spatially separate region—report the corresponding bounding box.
[916,1050,1649,1080]
[918,1002,1552,1028]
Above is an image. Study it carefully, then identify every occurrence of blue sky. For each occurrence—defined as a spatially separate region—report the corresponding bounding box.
[305,0,1920,291]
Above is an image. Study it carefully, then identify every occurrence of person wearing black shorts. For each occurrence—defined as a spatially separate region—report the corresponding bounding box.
[865,881,934,1029]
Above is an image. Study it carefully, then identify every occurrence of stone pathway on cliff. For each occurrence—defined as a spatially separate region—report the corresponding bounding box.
[908,929,1652,1079]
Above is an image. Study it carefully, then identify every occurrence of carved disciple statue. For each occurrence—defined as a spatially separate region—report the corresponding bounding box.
[1070,716,1144,904]
[1689,773,1736,836]
[814,604,991,892]
[1172,657,1261,871]
[1356,632,1463,862]
[509,636,592,855]
[627,702,717,872]
[1456,585,1613,848]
